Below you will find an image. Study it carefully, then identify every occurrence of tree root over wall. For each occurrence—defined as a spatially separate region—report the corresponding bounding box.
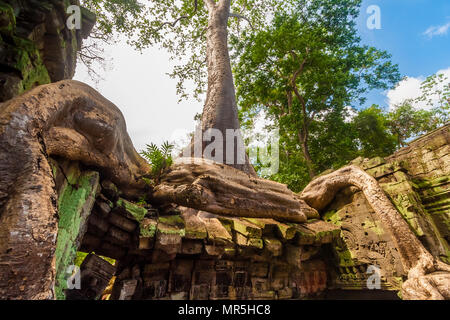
[301,165,450,300]
[0,80,149,299]
[0,81,448,300]
[152,157,319,223]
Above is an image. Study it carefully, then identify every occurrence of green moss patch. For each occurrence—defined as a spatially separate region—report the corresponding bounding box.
[116,198,148,222]
[0,2,15,35]
[54,165,100,300]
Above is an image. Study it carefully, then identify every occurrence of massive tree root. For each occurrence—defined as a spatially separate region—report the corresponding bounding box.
[0,80,149,299]
[1,80,447,300]
[301,165,450,300]
[152,157,319,223]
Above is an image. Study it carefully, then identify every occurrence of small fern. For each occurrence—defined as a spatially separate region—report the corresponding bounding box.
[140,141,174,185]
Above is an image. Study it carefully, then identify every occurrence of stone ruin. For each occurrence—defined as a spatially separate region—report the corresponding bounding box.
[45,125,450,300]
[0,0,95,102]
[0,0,449,300]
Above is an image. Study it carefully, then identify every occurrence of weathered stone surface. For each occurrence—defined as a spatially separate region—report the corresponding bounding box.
[198,211,233,244]
[293,220,341,245]
[109,211,138,233]
[0,62,448,302]
[181,240,203,255]
[263,237,283,257]
[179,207,208,239]
[323,190,405,290]
[65,253,116,300]
[0,0,95,102]
[306,125,450,299]
[386,125,450,180]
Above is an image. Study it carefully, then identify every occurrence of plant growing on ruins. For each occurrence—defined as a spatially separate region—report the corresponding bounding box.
[140,141,174,185]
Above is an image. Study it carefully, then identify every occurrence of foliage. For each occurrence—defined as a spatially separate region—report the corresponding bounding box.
[352,99,445,157]
[136,195,148,207]
[80,0,447,193]
[309,109,359,174]
[387,100,441,147]
[233,0,400,185]
[81,0,280,100]
[140,141,174,185]
[352,105,397,158]
[415,73,450,124]
[379,72,449,148]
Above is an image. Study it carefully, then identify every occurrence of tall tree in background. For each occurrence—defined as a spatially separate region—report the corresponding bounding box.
[352,105,397,157]
[383,72,449,148]
[81,0,288,174]
[387,100,439,147]
[233,0,400,181]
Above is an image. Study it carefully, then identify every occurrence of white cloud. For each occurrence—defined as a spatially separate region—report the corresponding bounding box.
[386,67,450,111]
[423,22,450,38]
[387,76,424,109]
[344,106,358,123]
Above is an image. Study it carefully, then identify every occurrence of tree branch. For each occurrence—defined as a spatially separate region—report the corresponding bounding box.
[229,12,254,29]
[153,0,199,33]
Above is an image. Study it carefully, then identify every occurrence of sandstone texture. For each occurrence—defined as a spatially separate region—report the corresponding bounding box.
[319,126,450,298]
[0,0,95,102]
[0,1,448,300]
[0,81,149,299]
[0,76,448,299]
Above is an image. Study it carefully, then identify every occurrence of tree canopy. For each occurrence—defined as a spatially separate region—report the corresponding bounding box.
[78,0,447,192]
[81,0,280,100]
[232,0,401,184]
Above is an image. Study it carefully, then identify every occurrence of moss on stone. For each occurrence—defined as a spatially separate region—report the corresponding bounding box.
[228,218,262,238]
[0,2,15,35]
[247,238,264,249]
[158,215,186,237]
[363,219,385,236]
[382,181,425,237]
[361,156,386,170]
[275,223,296,240]
[414,176,450,263]
[54,166,100,300]
[140,218,158,238]
[116,198,148,223]
[184,218,208,239]
[5,36,51,95]
[366,163,395,178]
[73,251,89,267]
[323,210,342,226]
[336,248,355,267]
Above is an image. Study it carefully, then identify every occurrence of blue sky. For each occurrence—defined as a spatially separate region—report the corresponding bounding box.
[356,0,450,109]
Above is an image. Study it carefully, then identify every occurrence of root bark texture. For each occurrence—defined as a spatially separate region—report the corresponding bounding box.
[152,157,319,223]
[301,165,450,300]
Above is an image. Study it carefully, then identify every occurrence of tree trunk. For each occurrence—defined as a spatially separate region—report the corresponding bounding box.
[298,131,315,179]
[187,0,255,175]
